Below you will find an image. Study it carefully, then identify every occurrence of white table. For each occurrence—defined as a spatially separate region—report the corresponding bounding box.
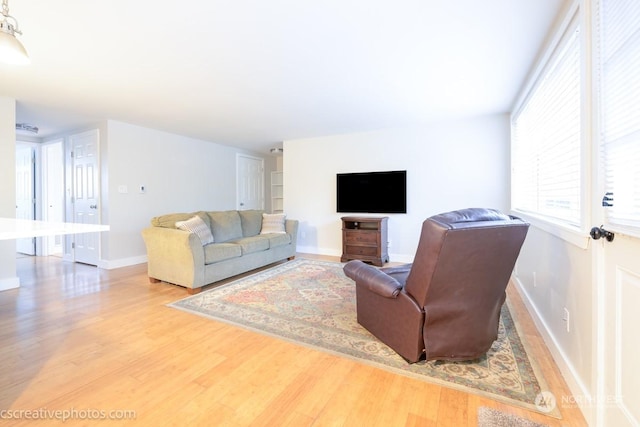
[0,218,110,240]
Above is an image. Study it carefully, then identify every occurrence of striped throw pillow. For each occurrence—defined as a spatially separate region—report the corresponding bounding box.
[260,213,286,234]
[176,215,214,245]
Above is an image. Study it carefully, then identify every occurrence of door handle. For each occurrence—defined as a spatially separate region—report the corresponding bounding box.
[590,226,615,242]
[89,204,98,209]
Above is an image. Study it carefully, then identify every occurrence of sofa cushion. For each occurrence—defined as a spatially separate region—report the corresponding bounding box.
[175,215,215,245]
[260,213,286,234]
[266,233,291,248]
[229,236,270,255]
[151,211,210,229]
[204,243,242,264]
[239,210,264,237]
[207,211,243,242]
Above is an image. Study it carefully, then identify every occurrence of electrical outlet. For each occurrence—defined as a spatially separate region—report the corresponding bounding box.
[563,307,570,332]
[533,271,537,288]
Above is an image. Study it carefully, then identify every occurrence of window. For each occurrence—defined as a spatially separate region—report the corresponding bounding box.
[598,0,640,232]
[511,21,581,226]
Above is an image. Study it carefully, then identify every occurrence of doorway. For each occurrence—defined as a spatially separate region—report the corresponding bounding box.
[236,154,264,211]
[68,129,101,266]
[42,139,64,256]
[15,145,35,255]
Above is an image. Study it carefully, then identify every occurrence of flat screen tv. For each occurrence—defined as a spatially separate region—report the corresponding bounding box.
[336,170,407,214]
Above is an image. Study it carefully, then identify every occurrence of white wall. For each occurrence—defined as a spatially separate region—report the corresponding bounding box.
[48,119,276,268]
[283,114,511,261]
[0,97,19,290]
[101,120,275,268]
[513,226,593,405]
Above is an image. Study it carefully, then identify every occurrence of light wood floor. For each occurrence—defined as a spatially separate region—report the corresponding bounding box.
[0,254,587,426]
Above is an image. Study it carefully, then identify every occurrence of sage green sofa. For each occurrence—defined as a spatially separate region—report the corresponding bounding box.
[142,210,298,294]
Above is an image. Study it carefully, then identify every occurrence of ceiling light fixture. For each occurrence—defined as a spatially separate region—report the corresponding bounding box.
[270,147,283,155]
[0,0,29,65]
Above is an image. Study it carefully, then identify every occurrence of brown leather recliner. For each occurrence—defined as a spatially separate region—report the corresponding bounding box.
[343,208,529,363]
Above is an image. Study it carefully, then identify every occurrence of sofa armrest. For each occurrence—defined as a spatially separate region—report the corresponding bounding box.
[141,226,205,288]
[343,260,403,298]
[285,219,299,250]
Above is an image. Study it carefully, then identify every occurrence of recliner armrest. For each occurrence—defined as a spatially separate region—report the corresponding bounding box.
[343,260,403,298]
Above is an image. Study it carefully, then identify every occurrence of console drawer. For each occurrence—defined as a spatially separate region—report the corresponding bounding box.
[344,245,379,257]
[344,231,378,245]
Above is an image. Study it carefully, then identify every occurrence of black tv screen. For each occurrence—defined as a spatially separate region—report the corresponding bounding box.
[336,170,407,214]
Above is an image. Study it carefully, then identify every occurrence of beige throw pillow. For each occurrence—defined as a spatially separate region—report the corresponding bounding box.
[176,215,214,245]
[260,213,286,234]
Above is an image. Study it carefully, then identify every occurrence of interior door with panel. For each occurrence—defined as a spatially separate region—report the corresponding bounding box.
[594,0,640,423]
[15,145,35,255]
[237,154,264,210]
[596,232,640,426]
[594,142,640,426]
[70,129,100,266]
[42,140,65,256]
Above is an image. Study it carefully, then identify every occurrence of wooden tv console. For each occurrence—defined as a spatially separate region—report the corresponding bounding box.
[340,216,389,267]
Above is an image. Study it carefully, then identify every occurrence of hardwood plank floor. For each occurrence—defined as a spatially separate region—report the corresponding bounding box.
[0,254,587,426]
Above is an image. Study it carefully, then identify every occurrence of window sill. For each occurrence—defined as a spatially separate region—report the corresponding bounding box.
[510,210,590,250]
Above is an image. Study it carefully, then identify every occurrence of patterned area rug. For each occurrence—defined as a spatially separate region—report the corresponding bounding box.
[169,258,560,418]
[478,407,549,427]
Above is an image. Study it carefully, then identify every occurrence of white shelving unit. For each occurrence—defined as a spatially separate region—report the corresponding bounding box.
[271,171,284,213]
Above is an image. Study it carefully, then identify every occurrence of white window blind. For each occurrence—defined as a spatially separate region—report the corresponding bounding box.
[598,0,640,231]
[511,24,581,226]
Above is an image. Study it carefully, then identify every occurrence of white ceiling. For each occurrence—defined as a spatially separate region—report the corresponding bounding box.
[3,0,567,154]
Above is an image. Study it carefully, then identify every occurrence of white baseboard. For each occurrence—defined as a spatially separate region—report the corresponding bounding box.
[390,253,413,264]
[296,246,341,258]
[0,276,20,291]
[512,276,594,424]
[98,255,147,270]
[296,247,414,264]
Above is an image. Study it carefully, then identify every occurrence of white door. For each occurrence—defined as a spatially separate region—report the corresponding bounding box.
[15,145,35,255]
[71,130,100,266]
[595,0,640,424]
[236,155,264,210]
[596,233,640,426]
[42,140,64,256]
[594,149,640,426]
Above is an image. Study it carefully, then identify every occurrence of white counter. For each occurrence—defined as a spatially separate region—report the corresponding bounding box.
[0,218,110,240]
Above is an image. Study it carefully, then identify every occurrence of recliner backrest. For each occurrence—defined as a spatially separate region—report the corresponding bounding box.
[405,208,529,309]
